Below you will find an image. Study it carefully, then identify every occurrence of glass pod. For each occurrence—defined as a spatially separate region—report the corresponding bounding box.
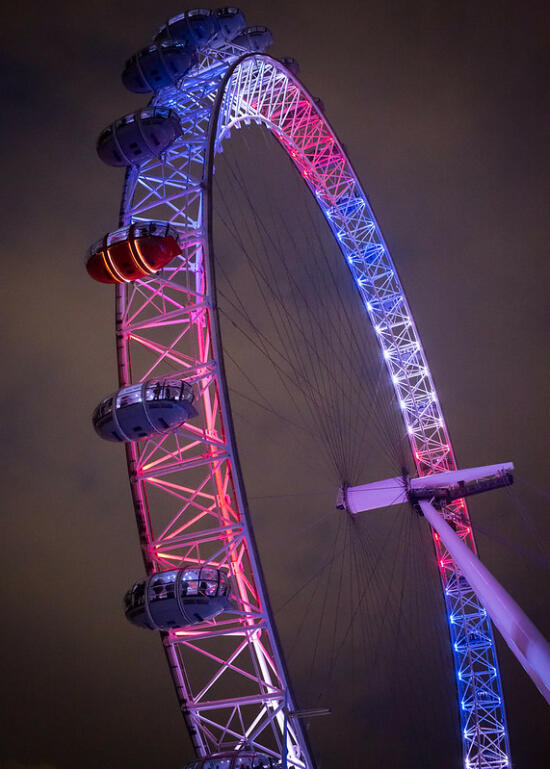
[93,378,197,442]
[86,220,181,284]
[124,566,232,630]
[96,107,181,167]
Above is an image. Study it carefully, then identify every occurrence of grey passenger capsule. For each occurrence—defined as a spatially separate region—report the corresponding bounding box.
[122,42,197,93]
[93,378,197,442]
[232,26,273,52]
[181,753,282,769]
[96,107,181,167]
[124,567,232,630]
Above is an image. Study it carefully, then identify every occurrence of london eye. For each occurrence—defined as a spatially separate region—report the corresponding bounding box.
[87,8,549,769]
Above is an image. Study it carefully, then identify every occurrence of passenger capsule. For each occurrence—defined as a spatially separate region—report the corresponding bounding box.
[96,107,181,167]
[124,567,232,630]
[313,96,326,113]
[215,7,247,41]
[122,42,197,93]
[279,57,300,76]
[181,753,281,769]
[313,96,325,115]
[155,8,222,48]
[93,378,197,442]
[232,26,273,52]
[86,221,181,284]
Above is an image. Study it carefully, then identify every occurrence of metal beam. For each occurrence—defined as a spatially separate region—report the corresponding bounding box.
[419,499,550,705]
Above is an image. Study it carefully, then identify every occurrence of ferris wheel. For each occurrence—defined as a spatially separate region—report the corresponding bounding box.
[86,8,550,769]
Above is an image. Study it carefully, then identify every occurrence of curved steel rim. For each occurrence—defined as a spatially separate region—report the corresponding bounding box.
[114,50,511,769]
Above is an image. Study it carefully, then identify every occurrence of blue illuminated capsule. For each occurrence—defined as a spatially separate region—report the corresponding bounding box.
[122,42,197,93]
[93,378,197,442]
[96,107,181,167]
[215,7,247,41]
[124,567,232,630]
[155,8,222,48]
[181,752,281,769]
[232,26,273,52]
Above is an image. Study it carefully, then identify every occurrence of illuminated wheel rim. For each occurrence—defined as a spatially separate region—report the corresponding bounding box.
[115,43,511,769]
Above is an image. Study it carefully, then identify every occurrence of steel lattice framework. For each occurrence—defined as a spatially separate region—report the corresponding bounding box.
[114,40,511,769]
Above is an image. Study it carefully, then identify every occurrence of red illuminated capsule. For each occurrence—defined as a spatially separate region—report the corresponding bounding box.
[86,221,181,284]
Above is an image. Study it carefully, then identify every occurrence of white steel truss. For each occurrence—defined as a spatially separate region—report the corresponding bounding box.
[113,46,511,769]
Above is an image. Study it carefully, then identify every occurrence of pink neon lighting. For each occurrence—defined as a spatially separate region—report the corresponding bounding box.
[108,53,509,768]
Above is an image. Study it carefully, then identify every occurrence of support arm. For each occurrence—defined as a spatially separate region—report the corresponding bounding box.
[419,499,550,705]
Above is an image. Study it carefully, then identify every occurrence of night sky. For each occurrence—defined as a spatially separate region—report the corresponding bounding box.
[1,2,549,769]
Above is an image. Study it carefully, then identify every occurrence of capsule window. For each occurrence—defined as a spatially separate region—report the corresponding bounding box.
[117,386,142,408]
[96,396,114,419]
[180,381,194,401]
[149,583,165,601]
[218,571,229,594]
[168,11,186,24]
[132,584,145,607]
[204,760,230,769]
[184,580,199,596]
[145,380,181,401]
